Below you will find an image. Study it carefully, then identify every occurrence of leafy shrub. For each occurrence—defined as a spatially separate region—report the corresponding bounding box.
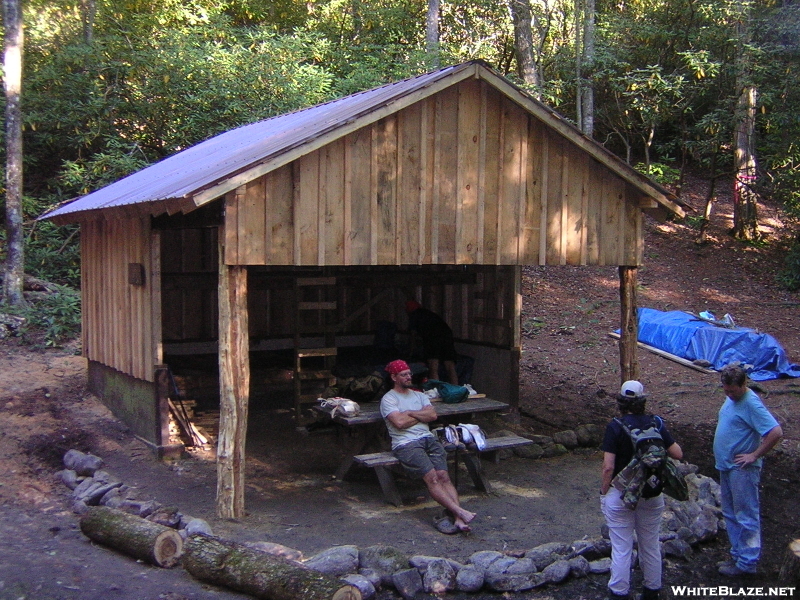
[4,286,81,347]
[635,162,681,187]
[777,240,800,292]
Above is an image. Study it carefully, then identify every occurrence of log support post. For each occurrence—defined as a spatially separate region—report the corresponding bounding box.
[618,265,639,383]
[217,229,250,519]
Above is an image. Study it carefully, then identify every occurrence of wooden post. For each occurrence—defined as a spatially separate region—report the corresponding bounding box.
[217,230,250,519]
[618,265,639,383]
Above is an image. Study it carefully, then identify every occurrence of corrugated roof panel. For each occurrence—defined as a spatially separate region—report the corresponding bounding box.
[43,64,470,220]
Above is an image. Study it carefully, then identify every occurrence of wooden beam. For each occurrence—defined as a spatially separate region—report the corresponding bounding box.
[217,234,250,519]
[618,266,639,383]
[607,332,716,374]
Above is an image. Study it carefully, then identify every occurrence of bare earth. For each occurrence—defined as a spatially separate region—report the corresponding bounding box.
[1,179,798,600]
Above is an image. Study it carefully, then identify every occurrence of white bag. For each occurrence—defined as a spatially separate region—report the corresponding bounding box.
[319,397,360,418]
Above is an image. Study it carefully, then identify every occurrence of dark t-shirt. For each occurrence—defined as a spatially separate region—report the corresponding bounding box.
[408,307,452,340]
[602,413,676,478]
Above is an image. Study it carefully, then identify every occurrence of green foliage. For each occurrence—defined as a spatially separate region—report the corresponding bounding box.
[24,222,81,288]
[684,215,707,230]
[2,285,81,347]
[777,240,800,292]
[635,162,681,186]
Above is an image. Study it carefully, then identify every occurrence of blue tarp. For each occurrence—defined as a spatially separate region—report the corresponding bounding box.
[633,308,800,381]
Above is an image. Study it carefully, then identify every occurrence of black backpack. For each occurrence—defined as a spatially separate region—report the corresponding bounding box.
[614,415,667,497]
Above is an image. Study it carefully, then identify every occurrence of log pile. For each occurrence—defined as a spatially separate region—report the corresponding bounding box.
[183,534,361,600]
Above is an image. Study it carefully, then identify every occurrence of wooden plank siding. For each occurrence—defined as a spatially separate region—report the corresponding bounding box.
[81,216,159,382]
[223,79,644,269]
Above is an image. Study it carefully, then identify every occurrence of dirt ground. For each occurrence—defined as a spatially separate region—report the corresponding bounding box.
[1,178,799,600]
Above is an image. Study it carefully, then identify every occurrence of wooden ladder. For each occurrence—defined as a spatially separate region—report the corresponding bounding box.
[293,276,338,424]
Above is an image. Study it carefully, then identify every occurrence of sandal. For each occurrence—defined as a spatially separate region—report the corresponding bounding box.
[433,516,459,535]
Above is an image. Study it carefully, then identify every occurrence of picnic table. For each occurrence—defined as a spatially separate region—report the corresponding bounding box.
[312,396,532,505]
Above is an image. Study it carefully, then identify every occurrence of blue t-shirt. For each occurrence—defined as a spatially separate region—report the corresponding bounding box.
[713,388,779,471]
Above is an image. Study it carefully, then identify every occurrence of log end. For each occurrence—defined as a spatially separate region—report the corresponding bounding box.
[332,585,362,600]
[154,529,184,568]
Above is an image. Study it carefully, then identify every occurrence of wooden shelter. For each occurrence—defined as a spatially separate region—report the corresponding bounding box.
[43,61,685,518]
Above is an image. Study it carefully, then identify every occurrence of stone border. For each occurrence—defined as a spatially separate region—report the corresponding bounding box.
[56,436,723,599]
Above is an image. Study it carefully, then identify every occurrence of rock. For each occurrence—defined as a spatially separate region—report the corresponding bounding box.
[552,430,578,449]
[686,473,721,505]
[147,506,182,529]
[392,568,423,599]
[358,568,383,590]
[359,544,408,586]
[568,555,590,578]
[662,538,693,560]
[71,498,89,515]
[588,557,612,574]
[409,555,462,573]
[513,443,544,459]
[342,574,376,600]
[484,557,543,592]
[542,559,571,583]
[305,545,359,576]
[84,481,124,506]
[455,565,484,592]
[72,476,96,499]
[576,424,603,447]
[57,469,81,490]
[541,443,569,458]
[184,518,214,538]
[63,449,104,476]
[525,434,554,445]
[468,550,504,573]
[570,537,612,560]
[98,485,129,507]
[675,526,695,544]
[691,506,719,542]
[423,558,456,594]
[526,541,570,570]
[141,500,162,518]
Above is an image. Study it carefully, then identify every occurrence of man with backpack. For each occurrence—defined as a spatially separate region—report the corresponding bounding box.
[713,365,783,577]
[601,380,683,600]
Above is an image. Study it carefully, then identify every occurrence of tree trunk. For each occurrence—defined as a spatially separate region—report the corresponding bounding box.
[2,0,24,306]
[508,0,541,94]
[580,0,595,137]
[425,0,440,69]
[183,534,361,600]
[80,0,95,44]
[733,84,758,240]
[732,0,759,240]
[217,220,250,519]
[619,266,639,383]
[79,506,183,568]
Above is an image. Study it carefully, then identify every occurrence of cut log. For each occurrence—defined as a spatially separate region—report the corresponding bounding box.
[80,506,183,568]
[779,539,800,583]
[183,534,361,600]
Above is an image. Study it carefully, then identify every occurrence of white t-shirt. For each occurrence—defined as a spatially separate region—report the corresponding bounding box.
[380,388,434,450]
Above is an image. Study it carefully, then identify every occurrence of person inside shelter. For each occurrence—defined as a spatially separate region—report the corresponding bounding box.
[380,359,476,533]
[405,300,459,385]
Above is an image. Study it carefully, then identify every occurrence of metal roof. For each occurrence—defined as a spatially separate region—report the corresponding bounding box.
[42,60,685,222]
[42,63,476,221]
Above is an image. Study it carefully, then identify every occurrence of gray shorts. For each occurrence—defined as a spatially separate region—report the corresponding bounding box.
[393,436,448,478]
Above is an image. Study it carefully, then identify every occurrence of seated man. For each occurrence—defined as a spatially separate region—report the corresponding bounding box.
[380,359,476,532]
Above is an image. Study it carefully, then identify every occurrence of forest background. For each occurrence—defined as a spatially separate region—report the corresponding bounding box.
[1,0,800,332]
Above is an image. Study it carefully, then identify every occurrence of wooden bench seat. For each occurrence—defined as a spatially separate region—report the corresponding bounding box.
[352,434,534,506]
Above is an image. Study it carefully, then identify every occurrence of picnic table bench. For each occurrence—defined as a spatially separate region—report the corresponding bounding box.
[312,396,514,481]
[353,434,534,506]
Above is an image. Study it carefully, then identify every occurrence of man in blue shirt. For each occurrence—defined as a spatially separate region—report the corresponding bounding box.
[713,365,783,577]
